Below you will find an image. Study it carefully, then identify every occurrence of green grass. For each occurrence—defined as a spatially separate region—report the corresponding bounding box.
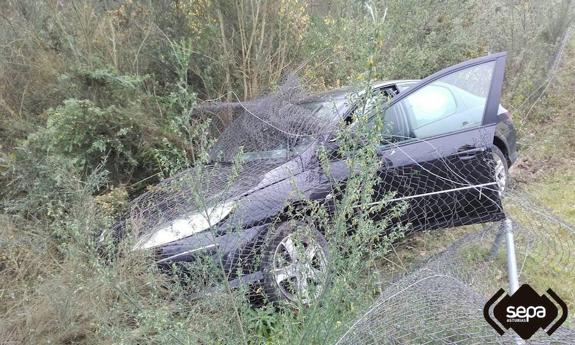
[524,170,575,223]
[518,169,575,326]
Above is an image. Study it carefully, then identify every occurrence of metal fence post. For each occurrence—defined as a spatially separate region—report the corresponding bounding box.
[502,218,519,294]
[502,218,526,345]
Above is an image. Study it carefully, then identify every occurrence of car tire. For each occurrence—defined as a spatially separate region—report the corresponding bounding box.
[261,220,329,305]
[492,145,509,197]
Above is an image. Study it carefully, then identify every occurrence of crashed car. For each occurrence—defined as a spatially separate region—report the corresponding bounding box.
[104,53,516,304]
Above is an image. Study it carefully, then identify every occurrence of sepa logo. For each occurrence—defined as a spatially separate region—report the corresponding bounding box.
[484,284,568,340]
[506,305,546,321]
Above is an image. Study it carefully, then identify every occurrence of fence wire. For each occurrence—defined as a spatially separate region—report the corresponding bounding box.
[337,190,575,344]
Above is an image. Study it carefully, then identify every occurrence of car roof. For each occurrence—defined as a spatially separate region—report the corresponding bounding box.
[371,79,420,89]
[301,79,421,104]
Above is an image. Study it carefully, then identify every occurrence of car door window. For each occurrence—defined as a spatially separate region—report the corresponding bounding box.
[404,85,457,127]
[381,61,496,140]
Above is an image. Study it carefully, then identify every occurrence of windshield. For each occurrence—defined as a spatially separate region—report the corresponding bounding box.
[209,95,348,163]
[230,134,315,162]
[298,96,349,120]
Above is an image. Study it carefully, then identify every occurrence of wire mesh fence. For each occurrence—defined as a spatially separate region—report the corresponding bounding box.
[336,190,575,344]
[99,63,574,344]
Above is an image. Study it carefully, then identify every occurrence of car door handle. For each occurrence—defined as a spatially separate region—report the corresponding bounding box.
[456,145,485,160]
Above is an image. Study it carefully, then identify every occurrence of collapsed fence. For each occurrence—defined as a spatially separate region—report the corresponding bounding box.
[336,190,575,344]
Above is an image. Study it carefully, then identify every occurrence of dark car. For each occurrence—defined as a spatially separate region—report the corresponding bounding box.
[106,53,516,304]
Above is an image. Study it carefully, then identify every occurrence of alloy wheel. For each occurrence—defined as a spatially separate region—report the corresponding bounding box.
[271,232,327,304]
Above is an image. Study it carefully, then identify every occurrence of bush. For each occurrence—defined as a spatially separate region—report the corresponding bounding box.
[30,100,140,179]
[0,0,573,344]
[22,64,202,186]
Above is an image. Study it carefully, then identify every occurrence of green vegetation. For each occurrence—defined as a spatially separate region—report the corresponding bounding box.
[0,0,574,344]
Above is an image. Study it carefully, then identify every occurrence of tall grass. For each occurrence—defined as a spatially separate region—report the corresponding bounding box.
[0,0,573,344]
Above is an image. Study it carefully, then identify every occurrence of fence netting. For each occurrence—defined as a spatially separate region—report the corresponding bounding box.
[102,75,574,344]
[336,190,575,344]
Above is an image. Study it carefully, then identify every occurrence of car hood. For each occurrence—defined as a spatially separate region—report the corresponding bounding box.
[120,75,337,242]
[123,157,303,239]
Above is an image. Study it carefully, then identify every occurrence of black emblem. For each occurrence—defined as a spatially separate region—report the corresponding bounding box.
[484,284,568,340]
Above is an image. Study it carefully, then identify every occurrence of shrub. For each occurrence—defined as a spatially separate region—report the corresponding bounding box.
[29,99,141,180]
[24,82,200,187]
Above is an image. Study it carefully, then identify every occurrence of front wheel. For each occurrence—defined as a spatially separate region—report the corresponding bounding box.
[262,220,329,305]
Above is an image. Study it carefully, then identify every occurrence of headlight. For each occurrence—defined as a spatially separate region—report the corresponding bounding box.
[133,201,235,250]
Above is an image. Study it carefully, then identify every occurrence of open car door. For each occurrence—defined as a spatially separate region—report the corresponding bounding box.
[374,52,508,231]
